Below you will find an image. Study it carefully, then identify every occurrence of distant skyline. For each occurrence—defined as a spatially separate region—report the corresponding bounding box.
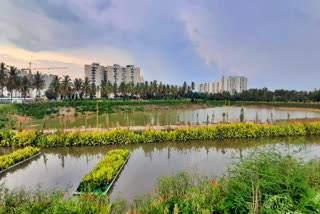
[1,1,320,90]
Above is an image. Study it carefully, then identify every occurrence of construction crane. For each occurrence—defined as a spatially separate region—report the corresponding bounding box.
[21,62,68,73]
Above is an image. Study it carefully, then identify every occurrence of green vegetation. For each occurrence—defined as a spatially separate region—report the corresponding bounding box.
[130,151,320,213]
[0,62,46,100]
[0,147,40,171]
[2,61,320,103]
[2,151,320,213]
[6,99,191,120]
[1,122,320,147]
[0,185,114,214]
[3,99,320,123]
[77,149,129,193]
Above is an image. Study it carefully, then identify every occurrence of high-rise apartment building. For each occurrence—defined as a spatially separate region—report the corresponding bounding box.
[198,76,248,94]
[84,63,144,98]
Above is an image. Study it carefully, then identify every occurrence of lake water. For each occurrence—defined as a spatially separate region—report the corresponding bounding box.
[1,136,320,201]
[22,106,320,130]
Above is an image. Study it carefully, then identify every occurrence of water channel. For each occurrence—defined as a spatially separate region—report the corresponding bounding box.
[22,106,320,130]
[1,136,320,201]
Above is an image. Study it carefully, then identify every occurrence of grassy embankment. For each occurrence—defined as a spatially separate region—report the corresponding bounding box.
[2,151,320,213]
[1,122,320,147]
[2,99,320,120]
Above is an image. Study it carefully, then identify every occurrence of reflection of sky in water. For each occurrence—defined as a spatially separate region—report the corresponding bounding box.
[1,137,320,201]
[22,106,320,129]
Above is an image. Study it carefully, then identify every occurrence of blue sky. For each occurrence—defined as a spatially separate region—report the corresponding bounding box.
[0,0,320,90]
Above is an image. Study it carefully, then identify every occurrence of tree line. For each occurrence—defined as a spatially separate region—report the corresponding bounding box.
[194,87,320,102]
[0,62,46,100]
[1,61,320,102]
[46,77,197,100]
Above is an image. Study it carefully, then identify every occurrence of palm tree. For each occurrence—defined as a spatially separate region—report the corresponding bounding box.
[90,83,96,99]
[33,71,46,98]
[191,81,195,102]
[20,76,33,100]
[103,81,113,99]
[60,75,72,100]
[82,77,91,98]
[73,78,83,99]
[6,66,19,100]
[112,82,118,98]
[119,82,127,98]
[0,62,8,102]
[48,76,61,100]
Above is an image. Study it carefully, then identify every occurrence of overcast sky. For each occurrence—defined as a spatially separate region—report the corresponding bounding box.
[0,0,319,90]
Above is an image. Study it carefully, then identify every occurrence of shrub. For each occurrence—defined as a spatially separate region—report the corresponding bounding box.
[1,122,320,147]
[77,149,130,192]
[0,147,40,171]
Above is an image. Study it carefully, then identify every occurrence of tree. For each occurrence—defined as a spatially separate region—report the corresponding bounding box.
[47,76,60,100]
[73,78,83,99]
[90,83,96,99]
[0,62,8,101]
[102,81,113,99]
[33,71,46,98]
[6,66,20,100]
[82,77,91,98]
[240,108,244,122]
[119,82,128,99]
[20,76,33,100]
[113,82,118,98]
[60,75,72,100]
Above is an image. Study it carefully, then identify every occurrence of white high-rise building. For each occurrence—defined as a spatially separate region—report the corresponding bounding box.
[84,63,144,98]
[198,76,248,94]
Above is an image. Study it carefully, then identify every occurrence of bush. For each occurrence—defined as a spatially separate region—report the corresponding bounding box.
[0,147,40,171]
[1,122,320,147]
[77,149,130,192]
[0,185,112,214]
[131,151,320,213]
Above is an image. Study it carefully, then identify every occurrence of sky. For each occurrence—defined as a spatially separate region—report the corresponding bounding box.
[0,0,320,90]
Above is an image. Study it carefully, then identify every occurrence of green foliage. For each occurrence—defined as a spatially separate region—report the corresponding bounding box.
[131,152,320,213]
[10,99,192,119]
[2,151,320,213]
[0,185,112,214]
[240,107,244,122]
[0,146,40,171]
[77,149,129,192]
[1,122,320,147]
[133,172,225,213]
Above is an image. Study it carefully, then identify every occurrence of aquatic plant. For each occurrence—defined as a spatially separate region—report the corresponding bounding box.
[0,146,40,171]
[1,122,320,147]
[77,149,129,193]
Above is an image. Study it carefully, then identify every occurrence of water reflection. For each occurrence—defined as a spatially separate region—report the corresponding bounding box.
[21,106,320,129]
[0,136,320,201]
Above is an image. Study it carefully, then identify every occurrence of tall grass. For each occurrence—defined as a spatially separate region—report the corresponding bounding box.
[131,151,320,213]
[2,151,320,213]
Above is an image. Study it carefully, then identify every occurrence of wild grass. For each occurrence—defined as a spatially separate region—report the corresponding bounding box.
[2,150,320,213]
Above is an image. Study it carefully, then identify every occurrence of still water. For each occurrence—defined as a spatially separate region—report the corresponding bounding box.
[22,106,320,129]
[1,136,320,201]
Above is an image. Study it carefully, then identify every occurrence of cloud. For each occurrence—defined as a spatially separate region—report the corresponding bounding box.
[179,1,320,89]
[1,0,320,90]
[0,45,135,78]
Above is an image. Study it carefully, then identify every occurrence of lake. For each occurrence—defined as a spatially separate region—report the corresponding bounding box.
[21,106,320,130]
[1,136,320,201]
